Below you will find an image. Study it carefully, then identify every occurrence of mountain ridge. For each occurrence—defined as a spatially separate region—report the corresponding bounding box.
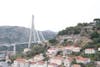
[0,26,56,45]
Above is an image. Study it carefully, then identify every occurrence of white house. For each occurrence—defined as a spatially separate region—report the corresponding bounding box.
[63,57,73,67]
[84,48,96,54]
[95,61,100,67]
[65,45,73,50]
[30,62,37,67]
[47,48,58,55]
[33,54,44,62]
[63,49,72,56]
[23,48,31,53]
[64,45,81,53]
[37,61,47,67]
[13,58,27,67]
[24,61,30,67]
[64,45,73,55]
[98,47,100,51]
[49,55,64,65]
[30,61,47,67]
[75,56,91,64]
[72,46,81,53]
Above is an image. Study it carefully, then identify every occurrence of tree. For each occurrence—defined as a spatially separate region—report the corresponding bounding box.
[85,63,96,67]
[49,39,58,46]
[21,45,46,59]
[93,18,100,23]
[58,30,67,35]
[77,23,89,27]
[23,50,33,59]
[94,18,100,30]
[62,39,68,46]
[32,45,46,55]
[90,31,99,39]
[93,38,100,43]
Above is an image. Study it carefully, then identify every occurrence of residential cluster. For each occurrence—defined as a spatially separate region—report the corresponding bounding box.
[12,44,100,67]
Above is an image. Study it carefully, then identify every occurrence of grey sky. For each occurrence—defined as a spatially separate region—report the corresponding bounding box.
[0,0,100,32]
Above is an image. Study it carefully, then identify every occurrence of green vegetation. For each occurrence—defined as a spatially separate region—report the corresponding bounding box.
[10,44,47,61]
[6,18,100,66]
[94,18,100,30]
[58,18,100,46]
[10,53,23,63]
[57,18,100,64]
[85,62,96,67]
[58,18,100,36]
[22,44,47,59]
[31,45,46,55]
[90,31,99,39]
[58,26,81,35]
[58,22,91,35]
[49,39,58,46]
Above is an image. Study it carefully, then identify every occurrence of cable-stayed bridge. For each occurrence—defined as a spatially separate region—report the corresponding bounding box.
[28,15,46,48]
[0,15,47,55]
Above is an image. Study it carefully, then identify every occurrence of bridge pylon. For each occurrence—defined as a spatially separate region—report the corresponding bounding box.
[28,15,45,48]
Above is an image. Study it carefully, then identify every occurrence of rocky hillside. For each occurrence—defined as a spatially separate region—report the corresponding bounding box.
[0,26,56,45]
[57,18,100,47]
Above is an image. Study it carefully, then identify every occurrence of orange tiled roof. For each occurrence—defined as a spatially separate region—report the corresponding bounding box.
[37,61,45,65]
[30,61,36,64]
[48,63,58,66]
[76,56,89,61]
[72,64,81,67]
[15,58,26,63]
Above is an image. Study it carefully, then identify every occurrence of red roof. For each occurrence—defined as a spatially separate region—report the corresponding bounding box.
[76,56,89,61]
[72,64,81,67]
[37,61,45,65]
[15,58,26,63]
[30,61,36,64]
[48,63,58,66]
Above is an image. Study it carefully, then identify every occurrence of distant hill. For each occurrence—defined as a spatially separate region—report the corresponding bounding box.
[57,18,100,48]
[58,18,100,36]
[0,26,56,45]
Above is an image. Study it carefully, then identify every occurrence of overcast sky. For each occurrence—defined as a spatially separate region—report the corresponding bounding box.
[0,0,100,32]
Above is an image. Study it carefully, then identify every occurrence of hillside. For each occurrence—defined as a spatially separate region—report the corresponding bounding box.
[0,26,56,45]
[57,18,100,47]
